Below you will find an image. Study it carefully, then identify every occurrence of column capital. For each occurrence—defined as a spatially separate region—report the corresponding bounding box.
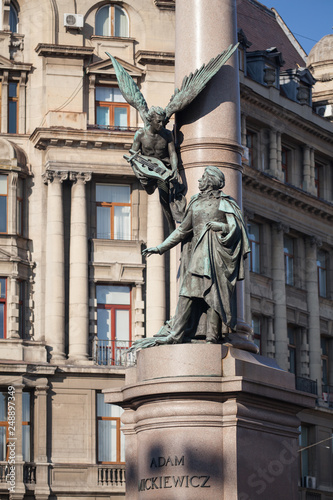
[273,221,289,233]
[42,170,68,185]
[308,235,322,248]
[69,171,92,184]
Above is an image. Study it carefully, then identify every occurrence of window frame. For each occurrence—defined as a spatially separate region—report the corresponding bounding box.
[0,174,8,234]
[317,250,327,298]
[95,4,129,38]
[281,146,290,183]
[96,392,125,465]
[8,81,19,134]
[9,3,18,33]
[95,183,132,240]
[284,235,294,286]
[0,278,7,340]
[247,221,260,273]
[95,86,130,130]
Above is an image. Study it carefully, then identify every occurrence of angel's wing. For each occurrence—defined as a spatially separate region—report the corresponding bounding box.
[164,44,239,121]
[106,52,149,125]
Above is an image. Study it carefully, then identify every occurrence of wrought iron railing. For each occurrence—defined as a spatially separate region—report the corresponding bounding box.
[322,385,333,408]
[23,463,36,484]
[295,376,318,395]
[98,465,125,485]
[92,339,136,367]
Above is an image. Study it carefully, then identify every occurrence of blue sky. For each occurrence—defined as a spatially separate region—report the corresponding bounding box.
[268,0,332,54]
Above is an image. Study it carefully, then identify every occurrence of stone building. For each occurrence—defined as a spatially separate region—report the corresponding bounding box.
[0,0,331,499]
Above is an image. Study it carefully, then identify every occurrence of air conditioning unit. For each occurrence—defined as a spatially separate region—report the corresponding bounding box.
[304,476,316,489]
[64,13,84,29]
[316,104,333,118]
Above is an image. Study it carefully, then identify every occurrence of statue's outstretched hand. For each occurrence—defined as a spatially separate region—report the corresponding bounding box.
[206,221,228,233]
[142,247,159,258]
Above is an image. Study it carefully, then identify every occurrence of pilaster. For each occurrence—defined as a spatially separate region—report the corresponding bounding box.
[268,128,278,177]
[305,236,322,390]
[34,383,50,499]
[271,222,288,370]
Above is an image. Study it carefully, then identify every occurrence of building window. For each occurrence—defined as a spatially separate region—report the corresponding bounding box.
[97,393,125,463]
[95,5,128,37]
[0,279,6,339]
[317,250,327,298]
[281,146,290,183]
[96,184,131,240]
[252,316,261,354]
[246,131,256,167]
[9,3,18,33]
[284,235,294,286]
[96,285,131,365]
[8,82,18,134]
[95,87,129,129]
[288,326,297,375]
[321,337,329,388]
[0,392,8,460]
[0,175,7,233]
[247,222,260,273]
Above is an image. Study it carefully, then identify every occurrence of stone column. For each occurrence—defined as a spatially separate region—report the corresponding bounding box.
[303,145,311,192]
[134,283,145,340]
[34,381,51,499]
[175,0,251,342]
[266,317,275,358]
[300,328,310,378]
[305,237,322,389]
[43,170,67,363]
[276,131,283,180]
[11,384,25,499]
[146,191,166,336]
[310,148,316,195]
[271,222,288,370]
[18,72,26,135]
[268,128,278,177]
[68,172,92,364]
[8,276,20,339]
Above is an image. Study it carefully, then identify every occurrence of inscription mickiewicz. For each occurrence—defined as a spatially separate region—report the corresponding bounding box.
[138,475,211,491]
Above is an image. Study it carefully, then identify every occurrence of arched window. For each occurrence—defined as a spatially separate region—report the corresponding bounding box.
[9,3,18,33]
[95,4,128,37]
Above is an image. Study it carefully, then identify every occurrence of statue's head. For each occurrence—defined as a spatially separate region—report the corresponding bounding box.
[147,106,166,124]
[200,166,225,190]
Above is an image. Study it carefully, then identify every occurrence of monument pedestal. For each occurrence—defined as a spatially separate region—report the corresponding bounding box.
[104,345,315,500]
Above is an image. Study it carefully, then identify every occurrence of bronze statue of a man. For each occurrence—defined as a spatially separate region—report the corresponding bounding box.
[137,166,252,349]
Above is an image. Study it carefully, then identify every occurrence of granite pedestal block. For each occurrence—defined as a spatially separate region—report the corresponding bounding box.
[104,344,315,500]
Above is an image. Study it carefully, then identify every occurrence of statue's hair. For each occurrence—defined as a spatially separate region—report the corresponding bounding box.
[147,106,166,122]
[204,166,225,189]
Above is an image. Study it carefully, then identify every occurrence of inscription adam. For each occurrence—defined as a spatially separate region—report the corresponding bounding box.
[138,455,211,491]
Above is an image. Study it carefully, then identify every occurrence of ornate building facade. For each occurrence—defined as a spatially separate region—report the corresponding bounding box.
[0,0,331,499]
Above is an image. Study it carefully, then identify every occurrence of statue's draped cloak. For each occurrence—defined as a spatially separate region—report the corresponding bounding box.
[158,191,250,329]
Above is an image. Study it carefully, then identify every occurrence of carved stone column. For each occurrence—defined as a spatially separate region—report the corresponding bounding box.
[271,222,288,370]
[276,131,283,181]
[146,191,166,336]
[68,172,92,363]
[310,148,317,195]
[268,128,278,177]
[300,327,310,378]
[1,71,8,133]
[305,236,322,389]
[134,283,144,340]
[7,171,18,235]
[43,170,67,362]
[303,145,312,193]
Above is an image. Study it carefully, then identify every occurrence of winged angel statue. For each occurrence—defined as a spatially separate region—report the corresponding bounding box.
[106,45,238,231]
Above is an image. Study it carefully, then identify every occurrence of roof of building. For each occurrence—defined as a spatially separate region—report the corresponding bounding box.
[237,0,306,69]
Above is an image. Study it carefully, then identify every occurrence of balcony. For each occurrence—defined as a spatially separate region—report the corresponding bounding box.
[92,339,135,367]
[296,377,318,395]
[98,465,125,486]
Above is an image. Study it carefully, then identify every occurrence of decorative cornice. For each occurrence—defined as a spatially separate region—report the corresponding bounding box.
[35,43,94,58]
[29,126,139,151]
[240,82,333,145]
[135,50,174,66]
[243,165,333,223]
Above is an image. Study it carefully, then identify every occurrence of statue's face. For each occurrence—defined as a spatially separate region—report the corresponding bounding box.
[150,113,164,131]
[198,171,211,191]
